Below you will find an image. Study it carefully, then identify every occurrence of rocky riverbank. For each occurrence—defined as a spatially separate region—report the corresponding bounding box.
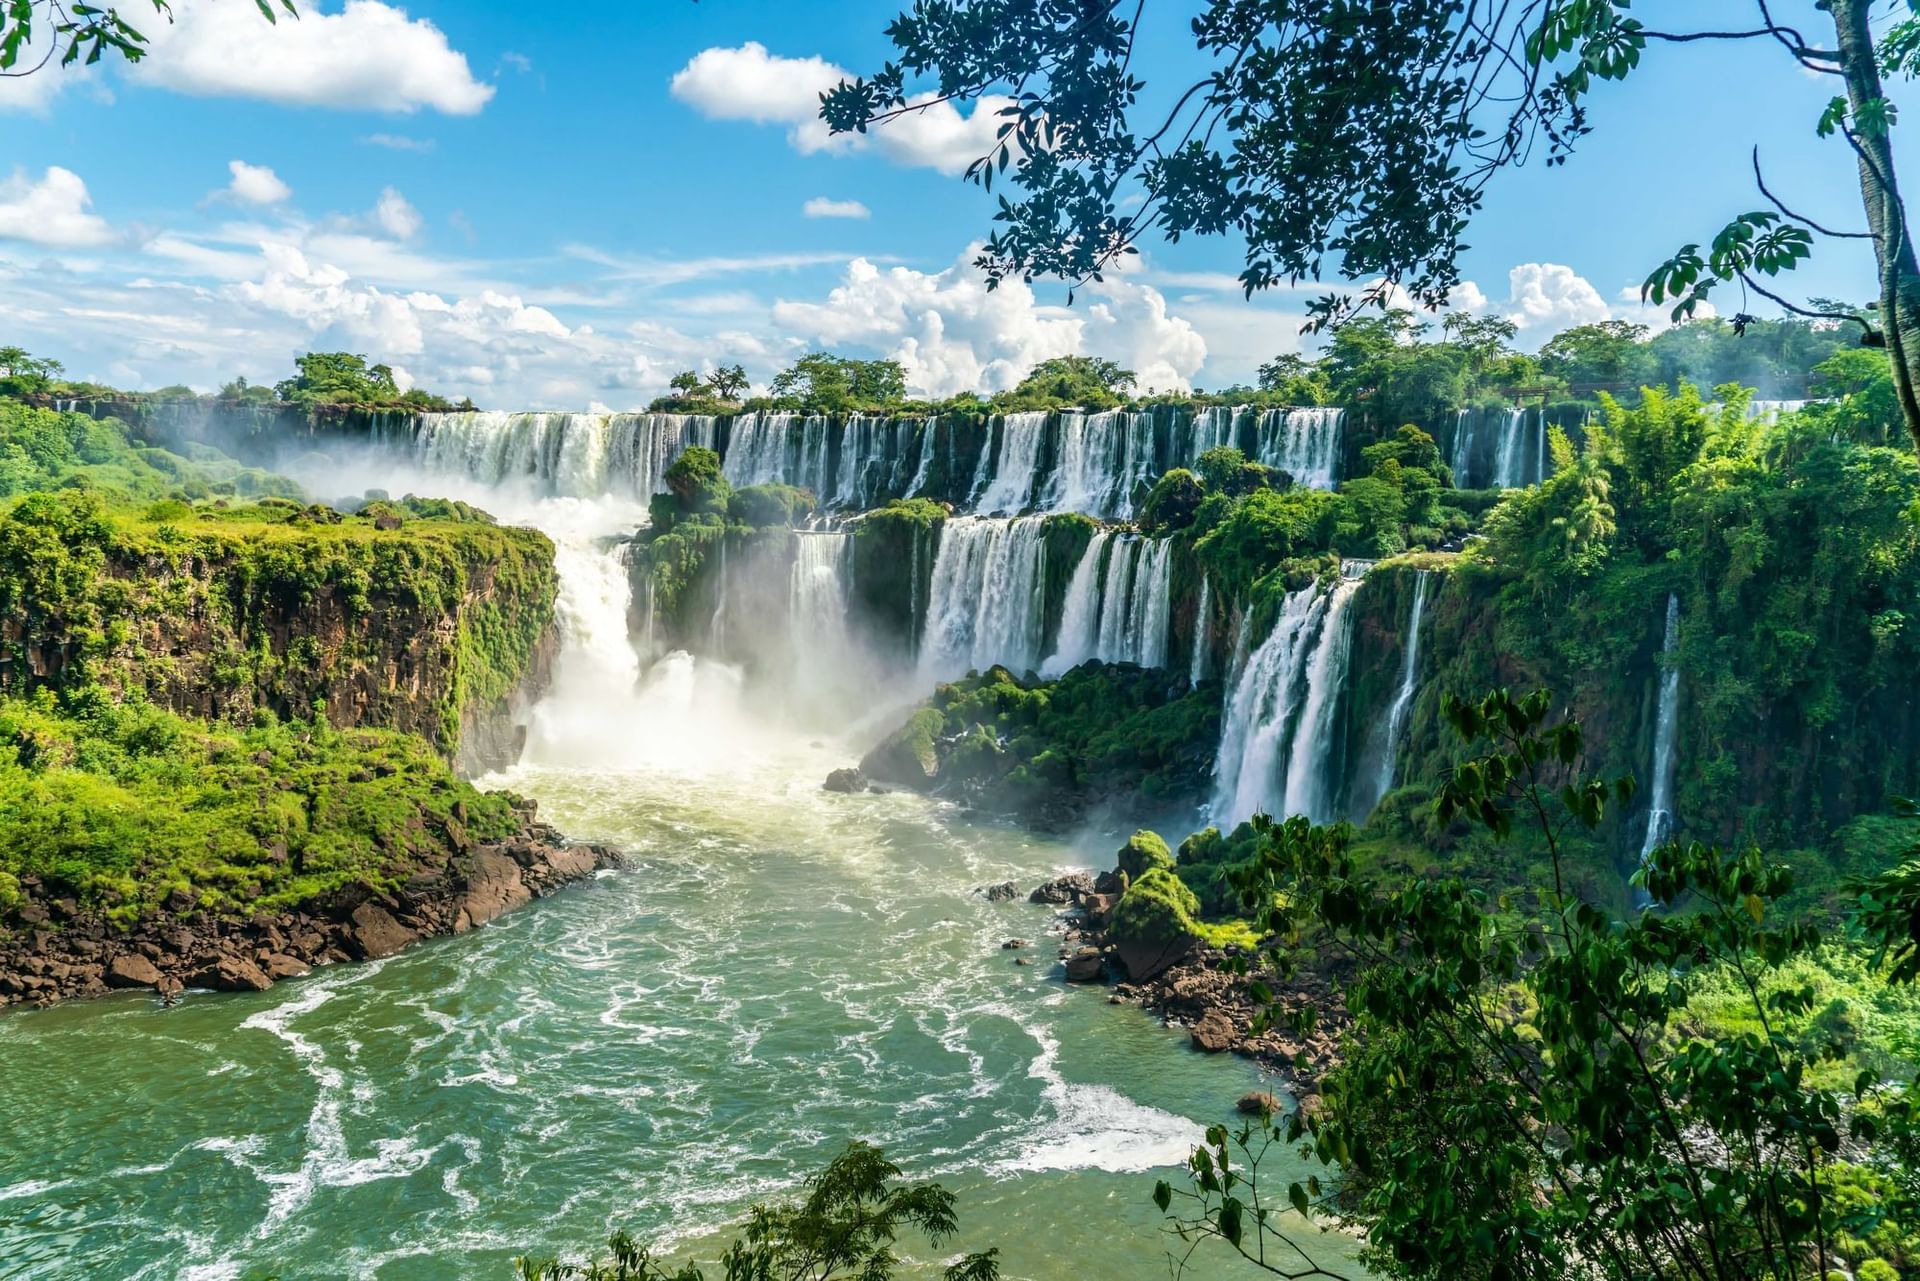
[983,868,1350,1090]
[0,805,619,1010]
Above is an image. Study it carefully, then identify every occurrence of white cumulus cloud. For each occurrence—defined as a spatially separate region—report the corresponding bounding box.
[0,167,116,248]
[374,187,423,239]
[671,43,1013,174]
[803,197,870,220]
[133,0,493,115]
[771,248,1205,398]
[1498,263,1612,342]
[225,160,291,205]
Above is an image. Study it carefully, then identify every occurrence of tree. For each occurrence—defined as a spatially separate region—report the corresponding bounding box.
[1,0,291,76]
[0,346,63,396]
[1011,354,1136,407]
[1157,689,1894,1281]
[709,363,750,403]
[515,1143,1000,1281]
[668,370,707,399]
[1539,321,1655,387]
[822,1,1920,451]
[770,353,908,413]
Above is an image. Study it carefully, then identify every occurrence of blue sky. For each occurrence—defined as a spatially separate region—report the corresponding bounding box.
[0,0,1908,408]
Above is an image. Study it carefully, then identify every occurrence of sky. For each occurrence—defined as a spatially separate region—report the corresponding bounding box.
[1,0,1910,409]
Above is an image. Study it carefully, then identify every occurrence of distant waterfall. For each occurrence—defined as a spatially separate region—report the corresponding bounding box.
[1211,570,1365,826]
[1353,571,1432,819]
[1189,576,1213,687]
[1041,532,1174,675]
[919,516,1050,677]
[412,411,720,498]
[1638,593,1683,865]
[1253,407,1344,489]
[1186,407,1245,461]
[1453,406,1549,489]
[974,412,1050,513]
[904,418,940,498]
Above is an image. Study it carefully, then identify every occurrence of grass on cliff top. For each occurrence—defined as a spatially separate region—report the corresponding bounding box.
[0,691,527,928]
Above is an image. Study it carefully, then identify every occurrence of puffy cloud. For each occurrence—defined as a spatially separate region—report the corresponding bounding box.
[670,43,1012,173]
[374,187,423,239]
[225,160,291,206]
[133,0,493,115]
[771,248,1205,397]
[0,167,115,248]
[1498,262,1611,341]
[803,197,870,220]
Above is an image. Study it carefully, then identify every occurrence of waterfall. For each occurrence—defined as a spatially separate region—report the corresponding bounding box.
[788,531,856,701]
[1491,407,1542,489]
[904,418,939,497]
[1040,532,1174,675]
[1449,408,1476,487]
[976,412,1049,513]
[1043,530,1112,675]
[1638,593,1683,865]
[1186,407,1243,461]
[1189,576,1212,687]
[1211,571,1365,826]
[1050,410,1158,517]
[410,411,721,498]
[918,516,1049,678]
[1253,407,1344,489]
[722,411,793,490]
[1354,571,1432,818]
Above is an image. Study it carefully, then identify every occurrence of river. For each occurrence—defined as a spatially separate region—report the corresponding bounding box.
[0,469,1362,1280]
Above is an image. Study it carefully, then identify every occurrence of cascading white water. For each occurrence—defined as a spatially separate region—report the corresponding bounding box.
[1186,407,1244,461]
[904,418,939,498]
[1449,408,1477,487]
[1040,533,1174,675]
[412,411,721,498]
[787,531,857,705]
[1639,593,1683,865]
[1044,530,1112,676]
[1189,576,1212,687]
[1355,571,1432,817]
[1491,407,1544,489]
[919,516,1050,678]
[1211,571,1365,826]
[1253,407,1344,489]
[1050,410,1157,517]
[975,412,1050,513]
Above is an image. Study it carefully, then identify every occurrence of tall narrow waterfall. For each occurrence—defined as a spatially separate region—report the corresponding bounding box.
[1211,570,1365,826]
[1041,532,1173,675]
[1449,409,1477,487]
[919,516,1050,678]
[1453,406,1549,490]
[975,412,1050,513]
[1253,407,1344,489]
[1189,577,1213,686]
[1491,407,1546,489]
[1186,407,1245,460]
[788,531,857,706]
[1638,593,1683,865]
[1352,571,1432,819]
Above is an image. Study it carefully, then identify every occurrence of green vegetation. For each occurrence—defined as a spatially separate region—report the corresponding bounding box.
[827,0,1920,450]
[0,397,298,503]
[1108,865,1258,957]
[859,663,1219,828]
[1153,689,1920,1281]
[514,1143,999,1281]
[0,692,523,926]
[273,351,463,412]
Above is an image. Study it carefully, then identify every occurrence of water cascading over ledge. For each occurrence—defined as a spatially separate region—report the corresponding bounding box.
[1210,565,1370,828]
[397,405,1348,519]
[1042,531,1175,675]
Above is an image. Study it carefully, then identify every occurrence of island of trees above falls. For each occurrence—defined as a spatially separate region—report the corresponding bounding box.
[7,310,1920,1279]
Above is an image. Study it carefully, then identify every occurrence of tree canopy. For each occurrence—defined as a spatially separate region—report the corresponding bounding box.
[822,0,1920,449]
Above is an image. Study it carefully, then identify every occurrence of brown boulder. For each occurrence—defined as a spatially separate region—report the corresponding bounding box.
[260,953,310,981]
[1064,948,1105,983]
[538,845,598,883]
[191,956,274,992]
[105,953,164,989]
[1237,1091,1282,1116]
[452,849,532,931]
[1189,1011,1238,1054]
[344,903,419,960]
[1083,892,1119,929]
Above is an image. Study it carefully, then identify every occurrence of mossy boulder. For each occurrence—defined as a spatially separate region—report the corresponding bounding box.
[1116,829,1175,881]
[1108,867,1206,981]
[860,706,945,789]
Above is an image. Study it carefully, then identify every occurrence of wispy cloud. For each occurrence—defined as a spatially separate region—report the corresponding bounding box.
[362,133,436,153]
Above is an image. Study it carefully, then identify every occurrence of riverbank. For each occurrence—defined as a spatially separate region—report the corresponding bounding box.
[983,869,1350,1090]
[0,805,619,1009]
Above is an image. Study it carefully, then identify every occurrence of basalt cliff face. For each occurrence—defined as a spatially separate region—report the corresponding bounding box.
[0,498,558,772]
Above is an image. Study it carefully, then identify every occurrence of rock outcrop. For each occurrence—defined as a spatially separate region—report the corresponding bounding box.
[0,823,619,1010]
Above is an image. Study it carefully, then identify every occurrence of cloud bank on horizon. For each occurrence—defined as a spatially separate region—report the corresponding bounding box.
[0,5,1719,408]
